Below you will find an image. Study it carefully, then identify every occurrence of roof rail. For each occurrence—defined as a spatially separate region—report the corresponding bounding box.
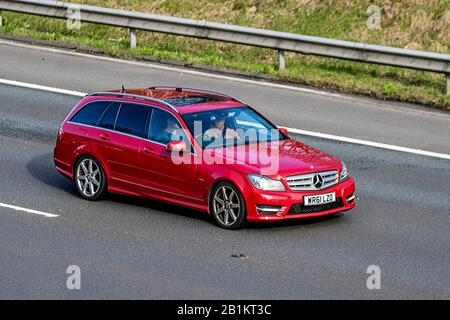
[87,92,179,113]
[147,86,244,104]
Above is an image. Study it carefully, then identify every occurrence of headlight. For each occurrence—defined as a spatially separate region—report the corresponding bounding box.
[248,174,286,191]
[340,162,349,182]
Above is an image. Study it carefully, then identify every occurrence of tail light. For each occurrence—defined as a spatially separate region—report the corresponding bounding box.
[56,125,64,142]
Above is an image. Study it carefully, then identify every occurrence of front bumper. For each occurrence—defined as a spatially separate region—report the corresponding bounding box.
[245,177,356,222]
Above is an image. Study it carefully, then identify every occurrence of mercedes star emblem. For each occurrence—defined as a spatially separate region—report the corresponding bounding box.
[313,174,324,189]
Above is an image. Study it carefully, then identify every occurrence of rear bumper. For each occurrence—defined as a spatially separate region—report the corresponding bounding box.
[54,147,73,180]
[245,177,356,222]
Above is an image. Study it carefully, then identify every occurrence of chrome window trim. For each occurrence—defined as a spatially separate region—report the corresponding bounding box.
[67,121,144,141]
[67,121,196,152]
[67,100,197,155]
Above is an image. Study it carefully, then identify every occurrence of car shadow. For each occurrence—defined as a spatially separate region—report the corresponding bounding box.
[110,193,346,230]
[26,152,78,196]
[25,152,213,224]
[105,192,213,225]
[246,213,345,230]
[26,152,346,230]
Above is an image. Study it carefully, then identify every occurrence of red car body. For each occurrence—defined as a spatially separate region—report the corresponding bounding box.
[54,87,355,227]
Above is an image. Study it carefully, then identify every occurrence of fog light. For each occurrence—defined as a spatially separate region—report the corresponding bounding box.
[346,193,355,203]
[256,205,283,215]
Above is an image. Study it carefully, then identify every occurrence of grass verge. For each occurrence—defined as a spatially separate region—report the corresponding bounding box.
[1,1,449,109]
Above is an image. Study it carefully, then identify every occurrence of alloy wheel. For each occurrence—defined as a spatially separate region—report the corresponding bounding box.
[76,158,102,198]
[212,185,242,227]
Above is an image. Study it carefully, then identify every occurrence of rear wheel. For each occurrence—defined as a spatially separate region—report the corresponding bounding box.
[75,156,107,201]
[211,182,246,229]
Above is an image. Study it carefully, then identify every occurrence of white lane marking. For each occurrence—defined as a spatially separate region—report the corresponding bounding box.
[2,39,449,120]
[0,78,85,97]
[0,77,449,161]
[285,127,450,160]
[0,202,59,218]
[0,39,349,100]
[2,38,450,121]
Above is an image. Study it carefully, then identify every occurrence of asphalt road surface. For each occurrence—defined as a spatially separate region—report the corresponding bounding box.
[0,40,449,299]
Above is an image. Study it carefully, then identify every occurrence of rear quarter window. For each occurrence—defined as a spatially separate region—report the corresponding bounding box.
[70,101,112,126]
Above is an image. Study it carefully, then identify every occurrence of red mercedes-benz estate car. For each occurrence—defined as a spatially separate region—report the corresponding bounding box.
[54,86,355,229]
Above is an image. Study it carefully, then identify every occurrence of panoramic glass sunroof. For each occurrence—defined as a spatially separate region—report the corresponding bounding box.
[163,96,226,107]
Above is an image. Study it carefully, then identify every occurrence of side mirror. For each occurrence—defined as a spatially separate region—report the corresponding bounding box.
[279,127,289,136]
[166,140,187,152]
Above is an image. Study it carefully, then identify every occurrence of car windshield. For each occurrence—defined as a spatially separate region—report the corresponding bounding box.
[182,107,286,149]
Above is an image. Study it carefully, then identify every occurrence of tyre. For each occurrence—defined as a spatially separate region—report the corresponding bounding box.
[210,181,246,229]
[74,155,107,201]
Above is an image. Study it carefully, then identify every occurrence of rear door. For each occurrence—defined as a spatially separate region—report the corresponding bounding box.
[91,102,151,186]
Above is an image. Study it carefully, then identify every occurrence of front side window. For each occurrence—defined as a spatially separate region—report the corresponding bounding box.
[115,103,149,138]
[70,101,111,126]
[148,109,186,145]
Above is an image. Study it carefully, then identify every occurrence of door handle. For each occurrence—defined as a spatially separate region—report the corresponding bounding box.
[99,133,110,141]
[143,146,155,155]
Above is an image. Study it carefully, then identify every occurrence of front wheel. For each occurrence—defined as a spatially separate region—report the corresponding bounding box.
[210,182,246,229]
[74,156,107,201]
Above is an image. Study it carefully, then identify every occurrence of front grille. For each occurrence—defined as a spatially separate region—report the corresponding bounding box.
[286,170,338,191]
[288,197,343,215]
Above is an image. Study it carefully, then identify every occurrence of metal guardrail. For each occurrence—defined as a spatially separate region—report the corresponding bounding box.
[0,0,449,94]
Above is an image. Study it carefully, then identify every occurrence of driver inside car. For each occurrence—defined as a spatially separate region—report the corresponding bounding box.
[203,113,240,142]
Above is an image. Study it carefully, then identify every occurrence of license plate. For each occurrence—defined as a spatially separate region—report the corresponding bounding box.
[303,192,336,206]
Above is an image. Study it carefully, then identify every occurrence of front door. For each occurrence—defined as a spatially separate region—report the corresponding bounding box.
[140,108,202,203]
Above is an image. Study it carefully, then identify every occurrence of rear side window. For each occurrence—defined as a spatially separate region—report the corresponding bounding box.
[70,101,111,126]
[97,103,120,130]
[115,103,149,138]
